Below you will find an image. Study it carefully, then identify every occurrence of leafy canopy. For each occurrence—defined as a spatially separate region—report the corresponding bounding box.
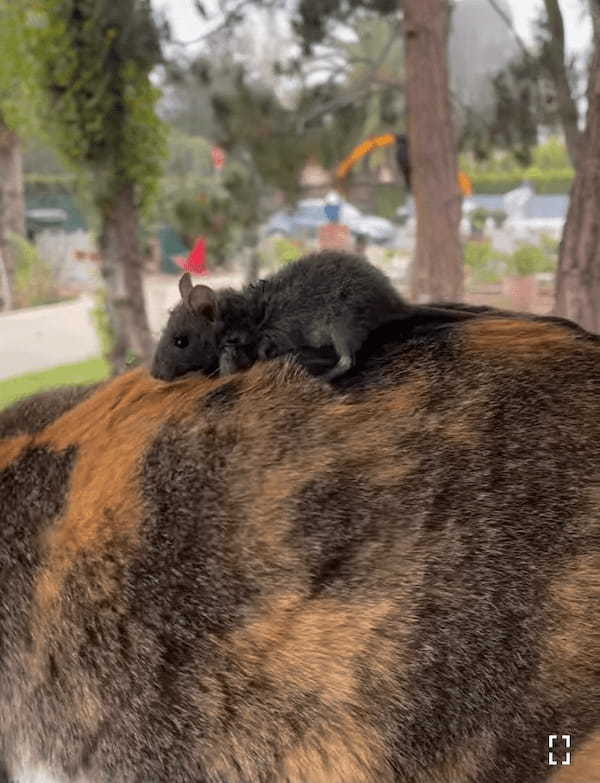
[33,0,168,209]
[0,0,42,132]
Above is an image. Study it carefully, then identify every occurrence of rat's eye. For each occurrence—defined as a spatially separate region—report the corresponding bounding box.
[174,335,189,349]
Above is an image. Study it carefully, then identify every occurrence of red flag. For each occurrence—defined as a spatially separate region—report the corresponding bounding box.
[179,237,207,275]
[211,146,226,170]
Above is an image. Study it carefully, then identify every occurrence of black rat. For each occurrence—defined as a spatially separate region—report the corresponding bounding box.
[151,250,471,383]
[242,250,409,380]
[151,272,261,381]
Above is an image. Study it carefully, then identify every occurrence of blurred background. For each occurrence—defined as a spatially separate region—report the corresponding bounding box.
[0,0,597,406]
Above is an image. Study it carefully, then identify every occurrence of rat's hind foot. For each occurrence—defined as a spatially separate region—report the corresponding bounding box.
[321,353,353,381]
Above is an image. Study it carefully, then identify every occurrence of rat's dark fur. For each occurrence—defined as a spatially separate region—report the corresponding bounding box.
[246,251,407,380]
[152,251,411,382]
[151,272,263,381]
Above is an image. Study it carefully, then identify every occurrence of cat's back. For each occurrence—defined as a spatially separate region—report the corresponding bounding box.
[1,314,600,782]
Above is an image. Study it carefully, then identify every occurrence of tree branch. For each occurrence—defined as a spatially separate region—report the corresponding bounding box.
[541,0,582,164]
[297,21,402,128]
[486,0,532,61]
[171,0,260,46]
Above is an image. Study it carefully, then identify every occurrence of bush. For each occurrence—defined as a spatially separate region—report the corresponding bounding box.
[8,232,63,308]
[532,138,571,170]
[24,173,77,192]
[463,241,506,284]
[172,189,236,268]
[273,236,304,266]
[374,184,405,221]
[506,243,554,277]
[538,234,559,271]
[468,168,574,194]
[490,209,508,227]
[467,207,507,233]
[469,207,489,234]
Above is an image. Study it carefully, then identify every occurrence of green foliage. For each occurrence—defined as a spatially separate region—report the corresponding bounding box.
[221,163,264,230]
[120,61,167,209]
[34,0,167,211]
[460,35,569,166]
[157,135,252,268]
[90,287,141,368]
[89,287,115,360]
[259,235,310,273]
[156,132,217,240]
[468,207,508,233]
[172,188,236,267]
[272,236,304,266]
[0,1,42,133]
[24,173,77,191]
[490,209,508,227]
[461,138,572,174]
[0,357,109,410]
[538,233,559,269]
[211,69,312,203]
[463,241,506,284]
[465,236,558,283]
[165,131,213,181]
[196,53,399,206]
[469,207,490,234]
[374,185,405,221]
[7,232,63,307]
[531,137,571,170]
[462,138,574,193]
[339,15,405,151]
[506,243,553,277]
[293,0,397,55]
[468,168,573,194]
[169,20,404,217]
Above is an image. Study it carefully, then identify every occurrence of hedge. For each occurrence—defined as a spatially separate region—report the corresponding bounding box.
[468,168,574,195]
[24,173,78,193]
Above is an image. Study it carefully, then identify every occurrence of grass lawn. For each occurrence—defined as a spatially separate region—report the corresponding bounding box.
[0,357,110,410]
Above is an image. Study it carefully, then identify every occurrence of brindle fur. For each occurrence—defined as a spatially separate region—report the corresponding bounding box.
[1,313,600,782]
[0,384,101,440]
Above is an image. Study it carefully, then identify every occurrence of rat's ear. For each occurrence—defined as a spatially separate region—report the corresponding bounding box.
[179,272,193,303]
[188,284,218,322]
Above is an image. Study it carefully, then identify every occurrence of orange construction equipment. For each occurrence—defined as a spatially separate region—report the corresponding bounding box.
[335,133,473,197]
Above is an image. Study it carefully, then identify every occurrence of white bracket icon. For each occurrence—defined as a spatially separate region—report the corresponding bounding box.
[548,734,571,766]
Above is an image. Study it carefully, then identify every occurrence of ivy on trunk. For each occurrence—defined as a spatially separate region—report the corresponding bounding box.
[0,121,24,310]
[34,0,167,373]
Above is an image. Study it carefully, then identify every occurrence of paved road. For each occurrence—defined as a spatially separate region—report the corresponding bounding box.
[0,272,243,381]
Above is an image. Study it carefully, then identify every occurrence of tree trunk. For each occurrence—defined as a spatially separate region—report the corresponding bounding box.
[554,9,600,334]
[542,0,582,167]
[245,247,261,285]
[0,120,25,310]
[244,228,261,285]
[99,183,155,374]
[404,0,463,302]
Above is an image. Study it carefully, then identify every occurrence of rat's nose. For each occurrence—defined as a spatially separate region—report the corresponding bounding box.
[151,358,173,381]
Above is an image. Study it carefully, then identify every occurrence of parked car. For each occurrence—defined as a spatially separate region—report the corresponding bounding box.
[262,198,397,245]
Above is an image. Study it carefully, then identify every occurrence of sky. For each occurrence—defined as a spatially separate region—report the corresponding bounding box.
[156,0,592,56]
